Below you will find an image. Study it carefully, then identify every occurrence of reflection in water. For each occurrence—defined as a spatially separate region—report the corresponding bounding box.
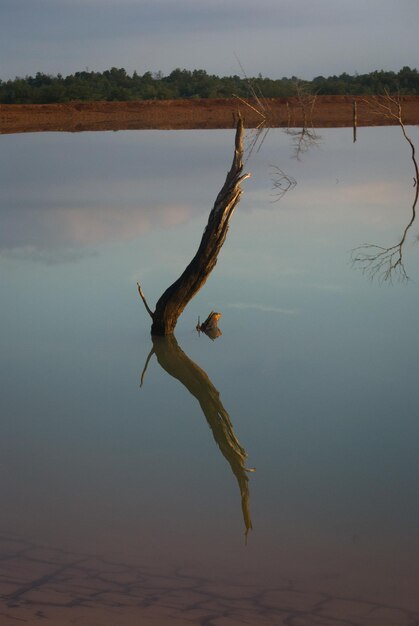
[351,192,417,282]
[352,96,419,282]
[3,128,419,625]
[285,85,321,160]
[141,335,253,538]
[270,165,297,202]
[196,311,222,340]
[285,126,321,161]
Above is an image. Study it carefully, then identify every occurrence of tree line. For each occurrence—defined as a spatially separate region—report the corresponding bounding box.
[1,66,418,104]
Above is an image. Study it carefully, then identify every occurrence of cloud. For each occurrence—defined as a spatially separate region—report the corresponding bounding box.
[227,302,299,315]
[283,180,410,226]
[48,204,191,246]
[0,204,192,262]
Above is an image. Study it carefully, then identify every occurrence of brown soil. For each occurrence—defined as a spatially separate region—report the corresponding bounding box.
[1,96,419,134]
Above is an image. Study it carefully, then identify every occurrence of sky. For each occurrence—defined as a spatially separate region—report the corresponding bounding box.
[0,0,418,81]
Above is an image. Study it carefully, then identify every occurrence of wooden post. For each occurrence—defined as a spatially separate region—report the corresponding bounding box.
[353,100,358,143]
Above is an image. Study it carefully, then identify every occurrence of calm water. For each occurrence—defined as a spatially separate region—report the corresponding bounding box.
[1,126,419,625]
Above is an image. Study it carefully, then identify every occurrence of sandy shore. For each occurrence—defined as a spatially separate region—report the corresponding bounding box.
[1,95,418,134]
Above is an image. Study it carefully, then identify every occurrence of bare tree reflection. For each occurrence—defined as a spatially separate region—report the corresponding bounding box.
[236,78,321,162]
[286,126,321,161]
[233,66,302,197]
[286,81,321,160]
[270,165,297,202]
[352,94,419,282]
[351,225,414,283]
[141,335,254,539]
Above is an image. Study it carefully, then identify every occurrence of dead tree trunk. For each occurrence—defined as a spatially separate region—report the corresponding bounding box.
[138,116,250,335]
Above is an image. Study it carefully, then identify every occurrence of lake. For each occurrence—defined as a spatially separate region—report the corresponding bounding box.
[1,125,419,625]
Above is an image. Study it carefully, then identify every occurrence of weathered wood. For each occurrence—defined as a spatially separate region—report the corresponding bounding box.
[353,100,357,143]
[138,116,250,335]
[196,311,222,340]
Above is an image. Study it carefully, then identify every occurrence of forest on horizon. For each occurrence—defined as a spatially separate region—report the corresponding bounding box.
[1,66,418,104]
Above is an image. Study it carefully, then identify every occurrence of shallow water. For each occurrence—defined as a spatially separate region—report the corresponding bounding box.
[1,126,419,625]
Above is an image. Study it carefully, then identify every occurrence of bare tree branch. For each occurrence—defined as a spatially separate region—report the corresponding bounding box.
[137,282,154,320]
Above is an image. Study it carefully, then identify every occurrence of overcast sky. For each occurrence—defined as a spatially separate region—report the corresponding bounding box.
[1,0,418,80]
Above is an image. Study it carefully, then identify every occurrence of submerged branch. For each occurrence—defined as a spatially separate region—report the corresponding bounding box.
[196,311,222,340]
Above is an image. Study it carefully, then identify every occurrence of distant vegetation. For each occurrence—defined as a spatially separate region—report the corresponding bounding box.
[1,66,418,104]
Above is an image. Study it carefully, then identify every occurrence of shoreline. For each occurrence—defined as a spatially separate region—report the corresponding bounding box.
[1,95,419,134]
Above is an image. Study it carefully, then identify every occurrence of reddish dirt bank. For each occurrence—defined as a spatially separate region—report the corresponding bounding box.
[1,96,418,134]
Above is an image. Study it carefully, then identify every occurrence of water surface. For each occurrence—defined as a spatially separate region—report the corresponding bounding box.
[1,126,419,625]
